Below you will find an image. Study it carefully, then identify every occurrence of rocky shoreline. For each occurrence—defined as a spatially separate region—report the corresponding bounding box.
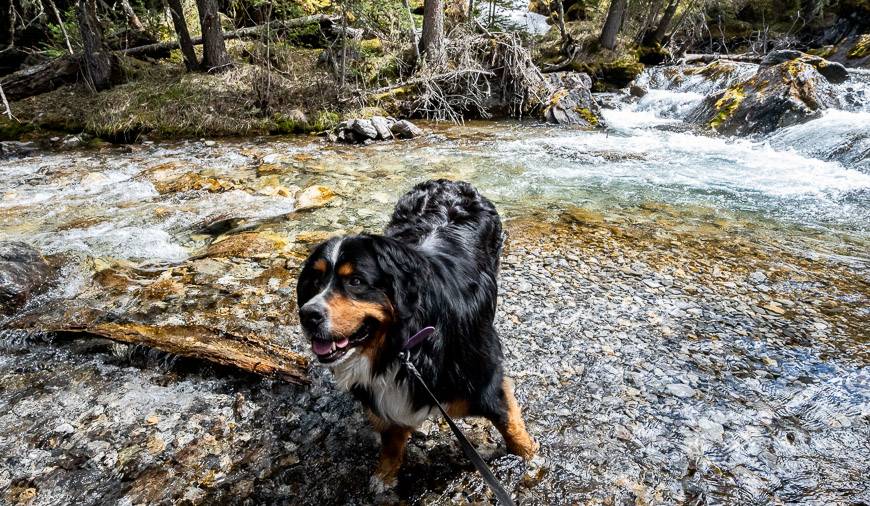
[2,212,867,505]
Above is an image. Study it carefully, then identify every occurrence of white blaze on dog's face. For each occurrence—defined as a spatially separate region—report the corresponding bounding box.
[296,237,395,367]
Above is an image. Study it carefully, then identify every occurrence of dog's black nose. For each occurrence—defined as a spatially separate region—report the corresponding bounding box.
[300,305,325,328]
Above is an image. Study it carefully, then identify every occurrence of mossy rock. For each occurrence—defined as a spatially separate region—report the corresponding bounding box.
[0,118,35,141]
[848,34,870,59]
[687,60,839,135]
[576,58,644,91]
[807,45,836,58]
[360,38,384,56]
[636,44,669,65]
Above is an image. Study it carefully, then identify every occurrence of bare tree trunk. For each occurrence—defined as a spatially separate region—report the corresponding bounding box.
[402,0,420,60]
[636,0,663,43]
[599,0,627,50]
[165,0,199,70]
[0,83,12,119]
[420,0,444,58]
[649,0,679,45]
[555,0,567,43]
[119,0,145,31]
[77,0,113,91]
[48,0,74,55]
[196,0,230,71]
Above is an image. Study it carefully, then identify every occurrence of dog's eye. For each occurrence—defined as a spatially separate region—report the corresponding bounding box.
[347,276,364,287]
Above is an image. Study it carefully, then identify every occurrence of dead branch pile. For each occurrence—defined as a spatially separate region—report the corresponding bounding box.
[409,26,548,122]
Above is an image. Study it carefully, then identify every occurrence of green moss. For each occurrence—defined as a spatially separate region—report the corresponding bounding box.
[636,44,669,65]
[270,113,309,135]
[0,118,35,140]
[807,46,836,58]
[574,107,599,126]
[710,86,746,130]
[311,110,340,131]
[848,34,870,58]
[360,38,384,56]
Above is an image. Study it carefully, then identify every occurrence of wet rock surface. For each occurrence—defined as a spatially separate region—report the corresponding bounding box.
[331,117,422,143]
[0,242,51,315]
[1,214,868,505]
[0,108,868,504]
[542,71,604,127]
[761,50,850,84]
[688,58,841,135]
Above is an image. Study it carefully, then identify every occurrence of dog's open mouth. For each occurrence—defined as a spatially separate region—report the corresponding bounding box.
[311,325,370,363]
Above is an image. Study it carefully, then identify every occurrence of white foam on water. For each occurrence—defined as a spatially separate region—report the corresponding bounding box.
[41,224,188,262]
[766,110,870,171]
[508,127,870,198]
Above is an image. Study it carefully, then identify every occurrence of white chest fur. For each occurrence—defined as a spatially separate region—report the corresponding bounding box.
[331,349,432,428]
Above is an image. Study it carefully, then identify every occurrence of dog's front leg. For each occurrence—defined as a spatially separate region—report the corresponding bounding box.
[368,413,412,493]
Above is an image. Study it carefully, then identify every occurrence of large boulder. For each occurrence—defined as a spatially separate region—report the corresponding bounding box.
[687,59,840,135]
[390,120,423,139]
[542,71,605,128]
[761,50,849,84]
[0,242,51,315]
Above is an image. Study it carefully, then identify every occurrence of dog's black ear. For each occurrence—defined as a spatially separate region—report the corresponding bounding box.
[370,235,424,335]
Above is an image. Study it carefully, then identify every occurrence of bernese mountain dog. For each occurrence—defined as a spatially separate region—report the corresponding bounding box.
[296,179,537,492]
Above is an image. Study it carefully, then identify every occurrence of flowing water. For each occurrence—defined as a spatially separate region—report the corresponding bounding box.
[1,64,868,504]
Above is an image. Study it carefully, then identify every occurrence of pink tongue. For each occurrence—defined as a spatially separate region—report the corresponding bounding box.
[312,340,334,356]
[335,337,350,349]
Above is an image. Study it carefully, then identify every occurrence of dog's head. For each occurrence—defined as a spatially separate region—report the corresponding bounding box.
[296,235,419,366]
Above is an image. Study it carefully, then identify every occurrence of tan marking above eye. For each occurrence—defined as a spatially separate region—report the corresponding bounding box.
[312,259,327,272]
[336,262,354,277]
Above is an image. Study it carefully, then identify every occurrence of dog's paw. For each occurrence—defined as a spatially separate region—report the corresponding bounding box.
[369,474,397,495]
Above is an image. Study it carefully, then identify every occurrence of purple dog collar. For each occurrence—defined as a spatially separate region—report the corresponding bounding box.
[402,326,435,351]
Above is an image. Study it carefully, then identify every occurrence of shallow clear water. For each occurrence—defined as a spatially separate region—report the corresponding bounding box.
[1,64,869,505]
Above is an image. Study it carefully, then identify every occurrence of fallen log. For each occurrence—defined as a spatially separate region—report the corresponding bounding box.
[55,322,309,384]
[0,56,81,102]
[681,53,762,64]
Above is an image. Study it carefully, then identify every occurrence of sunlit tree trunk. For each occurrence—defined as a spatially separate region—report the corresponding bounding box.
[165,0,199,70]
[420,0,444,57]
[599,0,627,50]
[196,0,231,71]
[650,0,679,45]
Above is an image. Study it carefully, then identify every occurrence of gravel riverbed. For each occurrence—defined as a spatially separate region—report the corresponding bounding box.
[2,210,868,505]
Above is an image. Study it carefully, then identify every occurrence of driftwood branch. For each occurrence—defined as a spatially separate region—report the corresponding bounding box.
[55,323,309,384]
[0,83,12,119]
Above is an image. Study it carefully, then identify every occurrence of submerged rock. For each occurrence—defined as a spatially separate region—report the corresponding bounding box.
[688,59,840,135]
[629,84,648,98]
[542,71,604,128]
[295,185,336,211]
[0,241,51,315]
[0,141,39,158]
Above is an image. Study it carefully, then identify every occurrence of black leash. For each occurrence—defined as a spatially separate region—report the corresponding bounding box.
[400,327,517,506]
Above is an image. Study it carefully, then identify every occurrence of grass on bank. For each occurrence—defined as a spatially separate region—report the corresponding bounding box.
[1,44,341,142]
